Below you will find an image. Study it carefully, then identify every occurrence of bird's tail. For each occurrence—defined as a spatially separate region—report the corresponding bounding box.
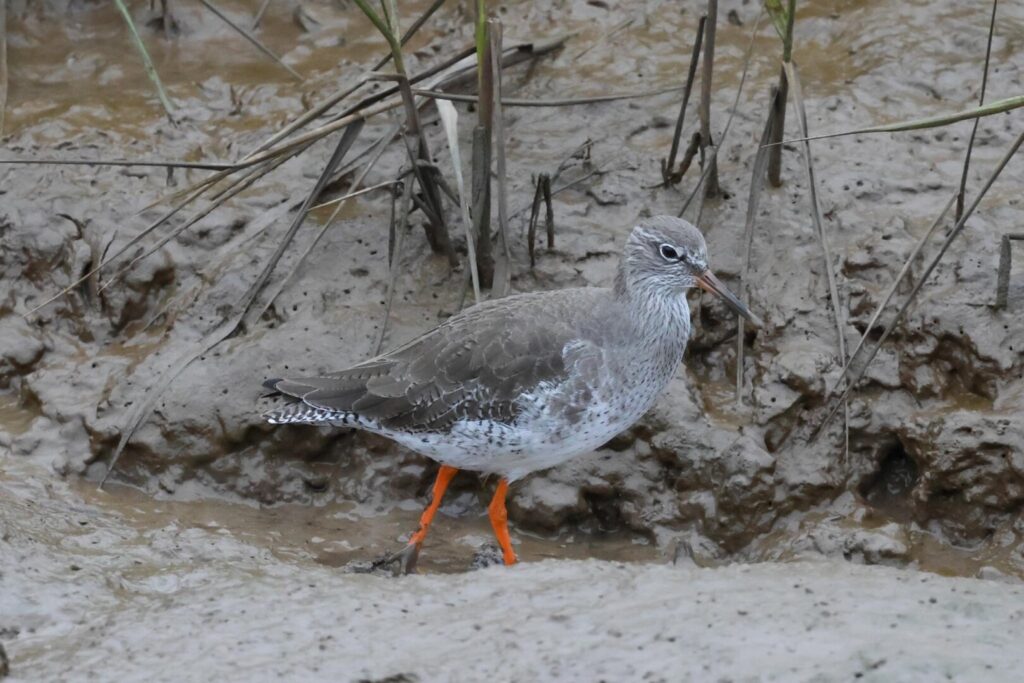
[262,403,347,425]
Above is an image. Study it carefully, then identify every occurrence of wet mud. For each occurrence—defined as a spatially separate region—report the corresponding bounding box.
[2,0,1024,674]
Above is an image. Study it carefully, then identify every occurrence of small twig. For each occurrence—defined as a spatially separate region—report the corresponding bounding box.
[995,234,1024,309]
[307,180,402,211]
[736,87,778,402]
[252,0,272,29]
[956,0,998,221]
[113,0,175,121]
[0,158,234,170]
[571,15,635,62]
[413,85,684,107]
[663,16,705,186]
[766,0,795,186]
[0,0,7,136]
[697,0,720,197]
[528,173,554,267]
[199,0,303,81]
[377,180,414,354]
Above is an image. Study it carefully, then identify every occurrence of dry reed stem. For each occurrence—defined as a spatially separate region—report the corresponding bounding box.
[200,0,303,80]
[437,98,482,303]
[697,0,720,197]
[956,0,998,221]
[736,87,778,402]
[663,16,705,186]
[0,0,7,136]
[489,19,512,298]
[113,0,175,121]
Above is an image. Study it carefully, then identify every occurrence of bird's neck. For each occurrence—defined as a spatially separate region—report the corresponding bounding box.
[614,273,693,349]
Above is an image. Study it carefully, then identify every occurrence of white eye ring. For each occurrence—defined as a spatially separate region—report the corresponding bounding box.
[659,244,681,261]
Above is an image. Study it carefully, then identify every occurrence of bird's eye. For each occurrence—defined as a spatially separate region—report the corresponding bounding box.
[659,244,681,261]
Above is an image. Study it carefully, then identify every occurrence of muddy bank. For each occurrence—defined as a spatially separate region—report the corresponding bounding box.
[2,459,1023,682]
[2,0,1024,594]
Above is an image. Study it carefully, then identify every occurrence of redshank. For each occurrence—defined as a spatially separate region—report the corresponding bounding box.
[263,216,761,572]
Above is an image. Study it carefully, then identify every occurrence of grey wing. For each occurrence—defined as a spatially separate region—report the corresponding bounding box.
[267,295,592,432]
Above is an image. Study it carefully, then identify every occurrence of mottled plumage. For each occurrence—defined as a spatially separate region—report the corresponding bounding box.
[262,216,761,570]
[263,216,760,481]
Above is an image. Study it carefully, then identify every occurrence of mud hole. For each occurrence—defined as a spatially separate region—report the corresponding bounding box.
[2,0,1024,677]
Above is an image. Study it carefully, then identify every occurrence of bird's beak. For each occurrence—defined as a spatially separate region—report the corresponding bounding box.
[696,269,764,328]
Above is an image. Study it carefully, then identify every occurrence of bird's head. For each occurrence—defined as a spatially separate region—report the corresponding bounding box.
[619,216,763,327]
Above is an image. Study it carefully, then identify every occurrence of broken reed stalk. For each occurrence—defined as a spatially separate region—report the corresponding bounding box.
[472,0,495,289]
[414,85,685,107]
[377,179,414,354]
[436,99,482,303]
[813,127,1024,439]
[678,5,764,219]
[956,0,998,221]
[390,74,456,264]
[765,0,795,187]
[736,86,779,402]
[199,0,303,81]
[785,62,846,362]
[113,0,175,121]
[995,234,1024,309]
[252,0,272,29]
[353,0,454,263]
[662,15,705,186]
[489,19,512,298]
[0,0,6,136]
[527,174,554,267]
[697,0,720,197]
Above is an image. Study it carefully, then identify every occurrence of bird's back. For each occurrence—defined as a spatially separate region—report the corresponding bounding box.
[264,287,623,434]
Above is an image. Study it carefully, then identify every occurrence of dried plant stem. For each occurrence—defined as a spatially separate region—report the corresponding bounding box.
[377,179,414,354]
[662,15,705,186]
[436,99,482,303]
[415,85,684,107]
[697,0,720,197]
[252,0,272,29]
[199,0,303,81]
[736,87,779,401]
[113,0,175,121]
[470,3,494,288]
[956,0,998,221]
[489,19,512,298]
[0,0,7,136]
[766,0,794,186]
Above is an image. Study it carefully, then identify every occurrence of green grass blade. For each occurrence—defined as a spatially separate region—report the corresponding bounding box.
[113,0,175,120]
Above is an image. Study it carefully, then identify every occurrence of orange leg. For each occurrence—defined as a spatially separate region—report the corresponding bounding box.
[487,479,518,566]
[408,465,458,548]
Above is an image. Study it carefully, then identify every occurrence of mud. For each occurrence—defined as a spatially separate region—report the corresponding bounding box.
[2,0,1024,675]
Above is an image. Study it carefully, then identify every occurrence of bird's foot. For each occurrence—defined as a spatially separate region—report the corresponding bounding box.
[369,542,421,576]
